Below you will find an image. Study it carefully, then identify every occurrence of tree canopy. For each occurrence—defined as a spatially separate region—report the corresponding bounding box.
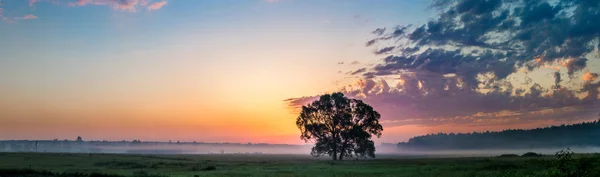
[296,92,383,160]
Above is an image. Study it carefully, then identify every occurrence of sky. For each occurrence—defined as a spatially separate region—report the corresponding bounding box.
[1,0,599,144]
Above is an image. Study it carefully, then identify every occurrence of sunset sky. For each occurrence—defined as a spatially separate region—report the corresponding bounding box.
[1,0,599,144]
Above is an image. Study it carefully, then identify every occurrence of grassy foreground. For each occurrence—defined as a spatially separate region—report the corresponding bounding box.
[1,152,599,177]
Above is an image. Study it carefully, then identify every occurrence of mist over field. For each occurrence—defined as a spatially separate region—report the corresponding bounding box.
[2,140,598,158]
[0,140,311,155]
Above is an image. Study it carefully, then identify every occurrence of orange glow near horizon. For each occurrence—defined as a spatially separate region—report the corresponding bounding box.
[2,0,600,145]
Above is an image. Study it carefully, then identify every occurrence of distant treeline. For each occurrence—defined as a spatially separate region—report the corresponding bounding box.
[398,120,600,150]
[0,138,307,154]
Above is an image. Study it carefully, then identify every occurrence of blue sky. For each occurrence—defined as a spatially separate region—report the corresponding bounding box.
[4,0,597,144]
[0,0,435,143]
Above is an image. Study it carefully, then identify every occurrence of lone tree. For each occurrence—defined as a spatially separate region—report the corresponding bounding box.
[296,92,383,160]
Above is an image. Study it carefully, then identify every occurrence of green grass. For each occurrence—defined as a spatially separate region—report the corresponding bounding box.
[0,152,599,177]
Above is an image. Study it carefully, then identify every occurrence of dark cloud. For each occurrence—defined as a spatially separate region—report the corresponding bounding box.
[338,61,361,65]
[347,68,367,75]
[362,72,375,79]
[553,71,562,88]
[564,58,588,76]
[366,0,600,99]
[374,47,395,55]
[372,28,386,36]
[287,0,600,127]
[286,78,600,127]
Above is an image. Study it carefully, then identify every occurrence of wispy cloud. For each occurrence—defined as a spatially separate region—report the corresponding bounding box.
[140,0,149,6]
[147,1,167,11]
[70,0,142,12]
[3,0,168,23]
[18,14,37,20]
[36,0,168,12]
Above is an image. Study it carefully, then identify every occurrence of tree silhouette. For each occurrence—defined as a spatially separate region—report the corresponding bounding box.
[296,92,383,160]
[397,120,600,150]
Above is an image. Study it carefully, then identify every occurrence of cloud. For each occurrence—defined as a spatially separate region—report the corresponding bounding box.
[19,14,37,20]
[563,58,588,76]
[347,68,367,75]
[76,0,86,6]
[583,72,599,83]
[350,61,360,65]
[352,14,370,25]
[286,77,600,127]
[337,62,344,65]
[32,0,167,12]
[287,0,600,127]
[374,47,395,55]
[148,1,166,11]
[1,0,168,22]
[140,0,149,6]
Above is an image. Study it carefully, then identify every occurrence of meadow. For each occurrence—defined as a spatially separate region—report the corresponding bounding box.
[1,152,599,177]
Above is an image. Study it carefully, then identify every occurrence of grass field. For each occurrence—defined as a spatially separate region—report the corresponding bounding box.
[1,152,599,177]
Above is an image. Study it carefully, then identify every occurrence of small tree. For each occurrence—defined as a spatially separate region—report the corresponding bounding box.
[296,92,383,160]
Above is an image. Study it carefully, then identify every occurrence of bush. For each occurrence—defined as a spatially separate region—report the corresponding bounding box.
[521,152,542,157]
[549,148,594,177]
[498,154,519,157]
[201,165,217,171]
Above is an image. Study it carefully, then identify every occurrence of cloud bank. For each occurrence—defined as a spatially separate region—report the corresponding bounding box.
[287,0,600,128]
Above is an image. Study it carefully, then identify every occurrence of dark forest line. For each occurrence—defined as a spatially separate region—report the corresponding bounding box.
[397,120,600,150]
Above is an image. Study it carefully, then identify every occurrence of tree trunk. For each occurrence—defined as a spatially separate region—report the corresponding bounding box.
[332,151,337,160]
[332,128,338,161]
[339,152,344,161]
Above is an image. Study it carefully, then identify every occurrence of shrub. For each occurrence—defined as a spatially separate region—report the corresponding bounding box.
[498,154,519,157]
[549,148,594,177]
[201,165,217,171]
[521,152,542,157]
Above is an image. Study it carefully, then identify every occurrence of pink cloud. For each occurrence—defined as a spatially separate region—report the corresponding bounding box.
[115,0,139,12]
[21,14,38,20]
[5,0,168,15]
[28,0,59,7]
[76,0,87,6]
[85,0,138,11]
[72,0,167,12]
[140,0,150,6]
[2,0,166,24]
[147,1,167,11]
[12,14,38,20]
[2,17,13,23]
